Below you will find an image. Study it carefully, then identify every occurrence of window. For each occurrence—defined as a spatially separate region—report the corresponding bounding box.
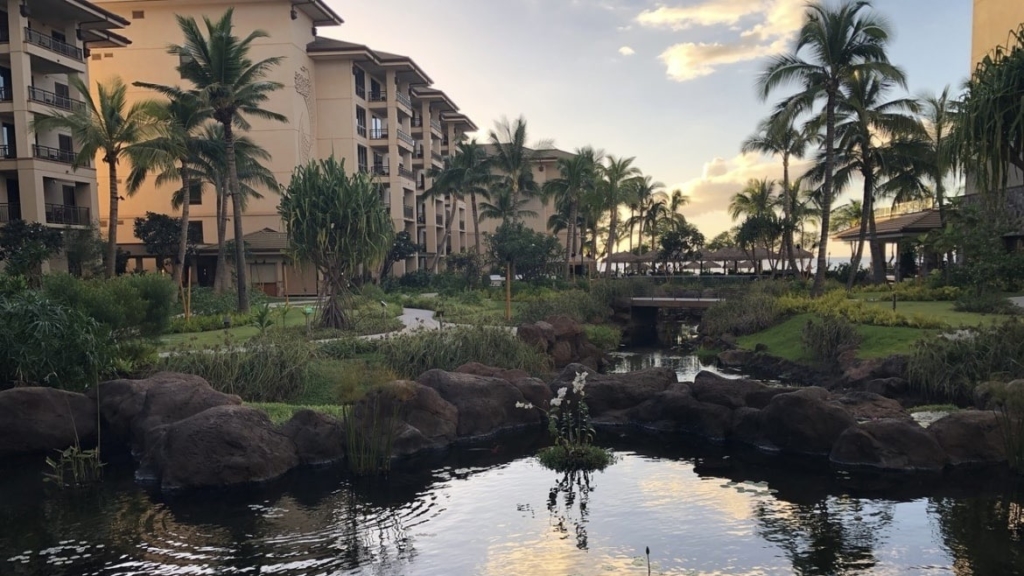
[51,30,66,44]
[188,221,204,243]
[131,10,145,19]
[58,134,73,153]
[178,52,193,79]
[370,79,381,100]
[188,181,202,205]
[62,185,76,206]
[1,122,14,157]
[356,106,366,137]
[357,145,368,172]
[353,67,365,99]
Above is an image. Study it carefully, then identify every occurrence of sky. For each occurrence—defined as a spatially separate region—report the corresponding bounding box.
[320,0,973,255]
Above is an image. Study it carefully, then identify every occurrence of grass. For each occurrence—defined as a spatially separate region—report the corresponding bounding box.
[248,402,346,425]
[908,404,959,414]
[853,296,1014,328]
[737,313,938,362]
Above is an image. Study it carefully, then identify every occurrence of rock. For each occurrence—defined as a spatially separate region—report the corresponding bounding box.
[553,363,676,418]
[516,324,549,353]
[546,315,583,340]
[830,419,947,472]
[281,410,346,466]
[351,380,458,457]
[139,405,299,491]
[754,343,769,353]
[512,378,554,411]
[455,362,530,383]
[417,370,540,438]
[745,387,803,410]
[761,388,857,456]
[691,371,767,409]
[864,377,909,398]
[844,355,908,384]
[717,349,754,368]
[0,387,97,458]
[831,391,911,421]
[929,411,1007,465]
[629,390,734,442]
[90,372,241,456]
[551,341,575,367]
[732,407,772,449]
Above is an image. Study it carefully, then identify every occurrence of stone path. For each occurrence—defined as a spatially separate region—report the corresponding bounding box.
[359,307,439,341]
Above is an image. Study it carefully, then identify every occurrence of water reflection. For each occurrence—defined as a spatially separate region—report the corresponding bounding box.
[547,469,594,551]
[609,349,739,382]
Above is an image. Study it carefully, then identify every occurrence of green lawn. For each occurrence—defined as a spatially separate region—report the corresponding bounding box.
[853,295,1013,328]
[737,313,938,362]
[160,310,313,349]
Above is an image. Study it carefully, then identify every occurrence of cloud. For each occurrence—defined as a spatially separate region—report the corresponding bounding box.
[637,0,806,81]
[618,45,636,56]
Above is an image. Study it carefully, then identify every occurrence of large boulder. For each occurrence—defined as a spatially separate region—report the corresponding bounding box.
[512,377,554,411]
[732,407,773,450]
[745,387,803,410]
[417,370,540,438]
[455,362,530,383]
[551,341,575,367]
[863,377,910,398]
[281,409,346,466]
[515,324,550,353]
[929,411,1007,466]
[830,419,947,472]
[717,349,755,368]
[553,363,676,420]
[760,388,857,456]
[139,405,299,492]
[350,380,459,457]
[629,389,733,442]
[0,387,97,458]
[691,371,767,409]
[90,372,241,456]
[546,315,583,340]
[831,391,910,422]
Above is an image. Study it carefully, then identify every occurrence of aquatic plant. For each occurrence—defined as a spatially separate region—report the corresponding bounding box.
[519,372,612,472]
[44,445,103,489]
[343,390,402,476]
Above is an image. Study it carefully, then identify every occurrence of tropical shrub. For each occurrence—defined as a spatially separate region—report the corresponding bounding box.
[519,371,612,472]
[42,273,176,338]
[169,312,253,333]
[701,290,784,338]
[953,293,1018,315]
[374,325,551,378]
[181,286,268,316]
[583,324,622,352]
[517,290,608,324]
[801,315,861,367]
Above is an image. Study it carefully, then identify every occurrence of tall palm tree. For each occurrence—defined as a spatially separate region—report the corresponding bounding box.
[149,9,287,312]
[831,199,863,232]
[424,140,490,271]
[479,187,538,222]
[729,178,778,221]
[127,92,213,291]
[542,147,600,278]
[626,175,664,253]
[459,139,492,254]
[643,195,670,252]
[741,113,809,272]
[488,116,544,219]
[919,86,958,275]
[600,155,641,275]
[32,76,160,277]
[758,0,901,295]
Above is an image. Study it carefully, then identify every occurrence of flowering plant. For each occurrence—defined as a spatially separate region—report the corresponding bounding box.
[518,372,609,471]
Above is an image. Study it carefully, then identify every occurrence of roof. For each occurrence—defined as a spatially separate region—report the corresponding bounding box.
[307,37,432,85]
[198,228,289,254]
[295,0,345,26]
[479,144,573,161]
[441,112,479,132]
[412,87,459,113]
[834,209,942,242]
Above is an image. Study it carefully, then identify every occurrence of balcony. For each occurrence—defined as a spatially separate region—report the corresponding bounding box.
[355,85,365,100]
[0,144,15,159]
[45,204,90,226]
[358,163,369,174]
[397,130,415,146]
[0,28,8,43]
[435,214,443,226]
[396,91,412,109]
[33,145,78,165]
[369,127,388,140]
[0,203,20,223]
[0,87,10,102]
[417,212,425,224]
[368,91,387,103]
[460,220,466,231]
[29,87,85,112]
[431,150,443,161]
[356,125,367,138]
[25,28,83,62]
[411,117,424,129]
[397,165,415,180]
[403,204,414,220]
[430,119,442,133]
[372,164,389,177]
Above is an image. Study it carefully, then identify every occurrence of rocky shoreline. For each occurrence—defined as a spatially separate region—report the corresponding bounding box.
[0,357,1009,492]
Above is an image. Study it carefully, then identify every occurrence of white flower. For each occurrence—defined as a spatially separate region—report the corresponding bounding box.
[550,397,563,408]
[557,387,568,399]
[572,372,588,394]
[515,401,534,410]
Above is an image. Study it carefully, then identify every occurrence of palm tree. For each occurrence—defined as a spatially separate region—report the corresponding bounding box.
[424,140,490,271]
[542,147,600,278]
[127,92,212,291]
[742,113,809,272]
[479,187,538,222]
[831,199,863,232]
[919,86,958,276]
[729,178,778,221]
[488,116,544,219]
[32,76,160,277]
[460,139,492,254]
[626,175,664,253]
[150,9,287,312]
[643,195,671,253]
[600,155,641,275]
[758,0,902,295]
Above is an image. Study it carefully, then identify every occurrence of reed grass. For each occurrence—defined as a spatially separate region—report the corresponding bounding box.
[374,325,551,379]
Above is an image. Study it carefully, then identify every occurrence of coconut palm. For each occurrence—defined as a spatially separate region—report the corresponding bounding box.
[31,76,161,277]
[831,199,863,232]
[758,0,902,295]
[643,196,671,252]
[625,175,665,253]
[488,116,545,218]
[126,92,213,291]
[424,140,490,271]
[479,187,538,223]
[600,156,641,275]
[742,113,809,272]
[729,178,779,222]
[542,147,601,278]
[146,8,287,312]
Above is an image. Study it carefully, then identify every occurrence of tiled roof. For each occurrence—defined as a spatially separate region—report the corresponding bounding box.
[834,209,942,241]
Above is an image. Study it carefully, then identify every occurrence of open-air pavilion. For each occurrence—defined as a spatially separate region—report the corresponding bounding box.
[833,209,944,280]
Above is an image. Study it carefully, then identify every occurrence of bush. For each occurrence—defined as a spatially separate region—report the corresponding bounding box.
[398,269,434,289]
[801,315,861,367]
[0,291,110,390]
[701,290,784,338]
[537,444,613,472]
[374,325,551,378]
[318,336,379,359]
[517,289,608,324]
[303,358,398,405]
[169,312,253,333]
[181,286,268,316]
[42,273,175,338]
[953,292,1018,314]
[155,331,317,402]
[907,319,1024,403]
[583,324,622,352]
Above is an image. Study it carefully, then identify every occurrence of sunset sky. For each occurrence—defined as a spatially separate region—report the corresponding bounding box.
[324,0,974,254]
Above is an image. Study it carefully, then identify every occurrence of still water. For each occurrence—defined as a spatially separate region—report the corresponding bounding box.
[3,430,1024,576]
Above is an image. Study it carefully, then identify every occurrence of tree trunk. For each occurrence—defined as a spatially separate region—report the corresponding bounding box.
[847,167,873,290]
[224,122,249,313]
[935,179,952,283]
[812,89,836,297]
[869,209,886,284]
[782,154,799,274]
[566,198,578,280]
[173,168,191,298]
[432,193,456,272]
[605,208,618,276]
[105,160,119,278]
[214,181,228,293]
[504,261,512,321]
[470,189,482,253]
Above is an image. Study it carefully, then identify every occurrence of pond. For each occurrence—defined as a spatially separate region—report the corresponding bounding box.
[3,428,1024,576]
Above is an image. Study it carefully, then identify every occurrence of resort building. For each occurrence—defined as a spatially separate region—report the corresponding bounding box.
[0,0,131,271]
[88,0,476,294]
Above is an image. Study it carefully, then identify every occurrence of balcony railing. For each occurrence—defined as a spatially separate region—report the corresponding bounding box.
[430,119,442,132]
[431,150,443,161]
[396,91,412,108]
[372,165,389,177]
[0,28,9,43]
[0,202,20,223]
[358,163,369,174]
[25,28,83,61]
[356,125,367,137]
[45,204,90,226]
[355,85,365,99]
[28,86,85,112]
[417,180,425,190]
[403,204,414,219]
[33,145,77,165]
[417,213,425,224]
[369,127,388,140]
[0,87,10,102]
[397,130,414,146]
[397,165,415,180]
[414,149,424,158]
[0,144,15,159]
[368,91,387,103]
[435,214,443,226]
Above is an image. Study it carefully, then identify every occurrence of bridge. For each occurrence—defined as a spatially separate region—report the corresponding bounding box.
[629,297,722,310]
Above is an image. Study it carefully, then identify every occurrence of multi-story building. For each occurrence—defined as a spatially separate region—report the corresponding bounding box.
[88,0,476,294]
[0,0,130,271]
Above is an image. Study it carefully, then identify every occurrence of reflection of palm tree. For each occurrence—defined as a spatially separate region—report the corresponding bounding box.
[933,491,1024,574]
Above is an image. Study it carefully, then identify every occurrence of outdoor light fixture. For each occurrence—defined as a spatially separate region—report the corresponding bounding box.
[20,2,30,17]
[290,7,298,20]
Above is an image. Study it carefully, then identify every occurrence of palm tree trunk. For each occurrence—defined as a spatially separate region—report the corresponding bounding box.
[783,154,799,274]
[605,210,618,276]
[470,190,482,253]
[173,169,191,298]
[813,90,836,297]
[223,123,249,313]
[215,182,228,293]
[847,170,873,289]
[432,193,456,272]
[105,161,119,278]
[869,209,886,284]
[566,199,579,281]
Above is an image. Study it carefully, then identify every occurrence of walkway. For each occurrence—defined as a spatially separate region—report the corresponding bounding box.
[359,307,439,340]
[1011,296,1024,309]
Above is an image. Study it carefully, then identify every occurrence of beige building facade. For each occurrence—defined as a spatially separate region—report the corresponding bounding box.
[0,0,129,271]
[89,0,476,293]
